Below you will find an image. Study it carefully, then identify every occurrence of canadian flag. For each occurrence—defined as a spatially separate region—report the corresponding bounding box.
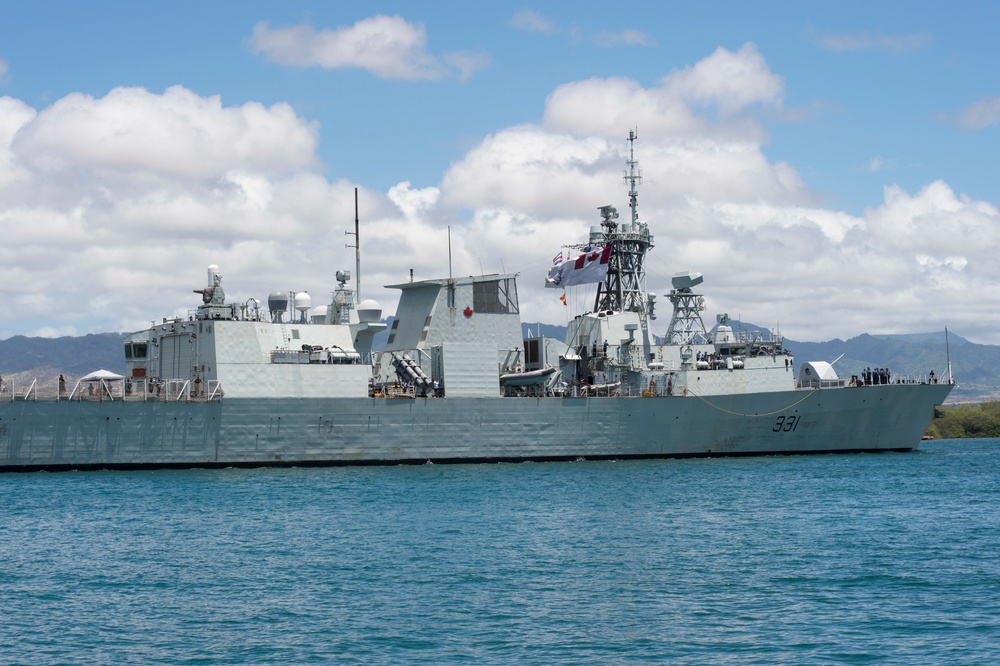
[544,246,612,288]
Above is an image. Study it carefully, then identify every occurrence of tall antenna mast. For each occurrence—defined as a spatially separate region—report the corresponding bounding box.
[354,188,360,303]
[945,326,953,384]
[626,128,641,226]
[345,187,361,304]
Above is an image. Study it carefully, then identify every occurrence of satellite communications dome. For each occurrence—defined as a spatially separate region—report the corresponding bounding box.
[268,291,288,312]
[294,292,311,313]
[357,299,383,323]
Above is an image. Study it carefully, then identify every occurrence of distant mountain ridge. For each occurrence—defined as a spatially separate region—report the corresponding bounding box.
[0,333,127,383]
[0,326,989,402]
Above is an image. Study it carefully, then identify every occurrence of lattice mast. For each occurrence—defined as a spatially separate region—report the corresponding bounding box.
[664,278,708,345]
[593,130,654,314]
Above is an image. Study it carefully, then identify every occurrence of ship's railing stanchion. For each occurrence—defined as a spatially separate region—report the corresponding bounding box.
[134,378,145,401]
[207,381,224,401]
[171,380,191,402]
[100,379,117,401]
[22,379,37,401]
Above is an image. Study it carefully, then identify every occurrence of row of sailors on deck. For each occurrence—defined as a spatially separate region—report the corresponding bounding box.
[696,351,731,371]
[750,347,793,357]
[862,367,891,385]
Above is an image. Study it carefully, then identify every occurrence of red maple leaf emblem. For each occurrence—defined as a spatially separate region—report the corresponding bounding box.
[463,306,473,317]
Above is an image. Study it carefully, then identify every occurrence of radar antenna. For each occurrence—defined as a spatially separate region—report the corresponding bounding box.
[665,273,708,345]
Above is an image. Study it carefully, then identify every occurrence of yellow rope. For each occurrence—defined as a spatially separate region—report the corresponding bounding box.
[685,388,820,417]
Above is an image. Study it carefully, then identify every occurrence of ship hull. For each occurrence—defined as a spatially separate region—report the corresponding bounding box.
[0,383,951,471]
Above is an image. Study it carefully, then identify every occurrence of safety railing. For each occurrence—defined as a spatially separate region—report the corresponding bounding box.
[0,377,224,402]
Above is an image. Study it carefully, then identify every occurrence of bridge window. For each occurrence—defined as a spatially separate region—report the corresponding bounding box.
[473,277,519,314]
[125,342,149,359]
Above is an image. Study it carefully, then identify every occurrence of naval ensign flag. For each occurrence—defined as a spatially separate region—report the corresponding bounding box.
[544,246,612,288]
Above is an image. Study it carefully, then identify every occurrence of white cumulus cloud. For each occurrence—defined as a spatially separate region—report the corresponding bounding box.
[12,86,318,180]
[250,16,487,81]
[661,43,784,114]
[0,86,417,337]
[428,45,1000,342]
[2,42,1000,347]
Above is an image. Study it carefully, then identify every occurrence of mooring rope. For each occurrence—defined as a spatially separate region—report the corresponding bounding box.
[685,387,820,417]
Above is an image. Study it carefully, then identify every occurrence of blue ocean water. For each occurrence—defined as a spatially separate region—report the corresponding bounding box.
[2,440,999,665]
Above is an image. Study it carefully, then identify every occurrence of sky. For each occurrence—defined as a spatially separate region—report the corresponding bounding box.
[2,1,1000,344]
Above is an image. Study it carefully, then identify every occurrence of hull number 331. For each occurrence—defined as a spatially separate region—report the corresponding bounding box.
[773,415,800,432]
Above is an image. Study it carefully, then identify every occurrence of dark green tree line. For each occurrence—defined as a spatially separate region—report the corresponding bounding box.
[926,401,1000,439]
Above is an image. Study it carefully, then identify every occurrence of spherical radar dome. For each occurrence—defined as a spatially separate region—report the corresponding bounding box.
[357,298,382,323]
[293,292,312,313]
[268,291,288,311]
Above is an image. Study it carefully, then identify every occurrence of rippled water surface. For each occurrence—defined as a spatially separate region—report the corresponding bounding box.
[2,439,999,664]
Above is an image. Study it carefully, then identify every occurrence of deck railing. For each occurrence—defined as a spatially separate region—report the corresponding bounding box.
[0,378,224,403]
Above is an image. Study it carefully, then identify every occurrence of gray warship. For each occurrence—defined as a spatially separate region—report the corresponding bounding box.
[0,133,953,471]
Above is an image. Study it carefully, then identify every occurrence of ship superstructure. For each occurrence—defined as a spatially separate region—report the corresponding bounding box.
[0,132,953,471]
[541,131,797,400]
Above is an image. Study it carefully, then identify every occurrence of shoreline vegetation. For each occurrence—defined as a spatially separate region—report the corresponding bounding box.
[925,402,1000,439]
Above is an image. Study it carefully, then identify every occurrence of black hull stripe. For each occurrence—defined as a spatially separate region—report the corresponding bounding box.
[0,447,916,473]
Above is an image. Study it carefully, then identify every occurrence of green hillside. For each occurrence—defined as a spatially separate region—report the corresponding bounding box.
[0,333,127,383]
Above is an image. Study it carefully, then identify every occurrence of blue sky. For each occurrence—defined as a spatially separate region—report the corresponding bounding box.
[1,1,1000,343]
